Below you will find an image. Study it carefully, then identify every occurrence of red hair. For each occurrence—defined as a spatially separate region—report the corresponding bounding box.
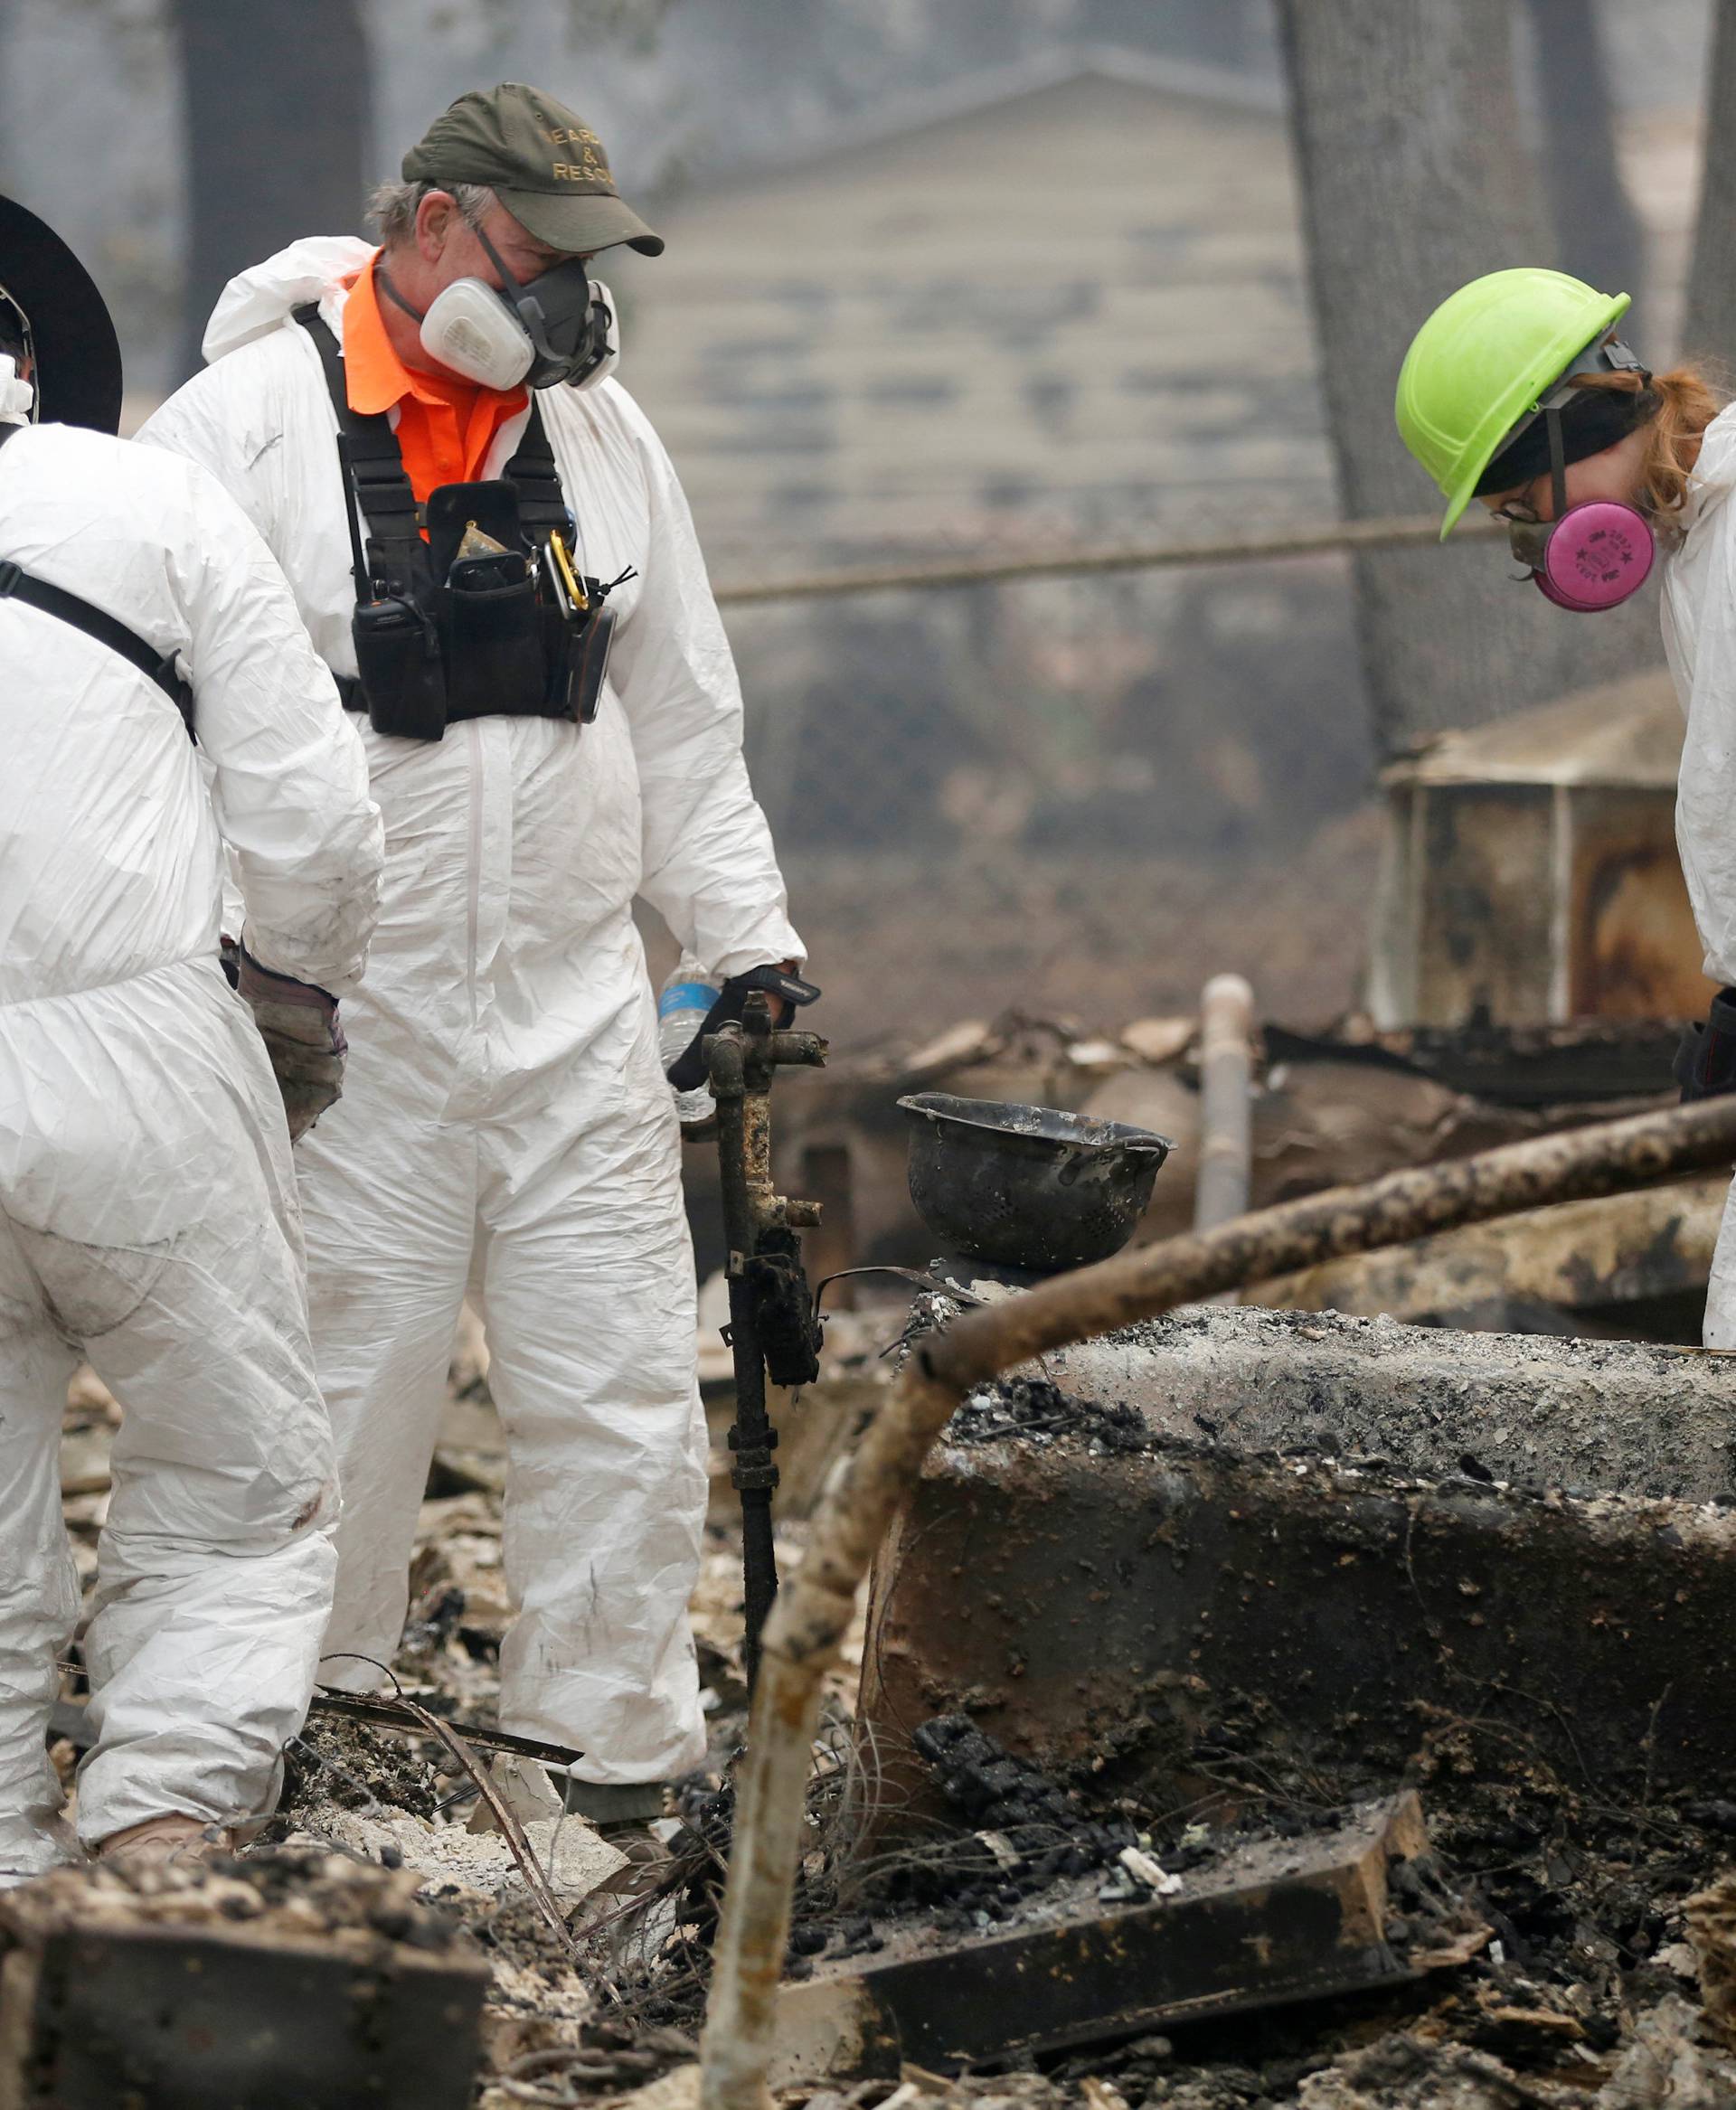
[1570,364,1725,537]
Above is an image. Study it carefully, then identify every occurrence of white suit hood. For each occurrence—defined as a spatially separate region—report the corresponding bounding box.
[203,237,373,363]
[1680,409,1736,544]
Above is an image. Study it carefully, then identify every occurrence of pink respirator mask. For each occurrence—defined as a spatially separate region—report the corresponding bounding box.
[1501,390,1654,613]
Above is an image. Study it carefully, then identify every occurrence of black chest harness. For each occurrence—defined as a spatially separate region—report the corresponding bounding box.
[0,424,195,739]
[295,306,626,743]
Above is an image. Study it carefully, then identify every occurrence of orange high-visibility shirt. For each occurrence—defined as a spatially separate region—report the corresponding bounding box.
[341,254,528,504]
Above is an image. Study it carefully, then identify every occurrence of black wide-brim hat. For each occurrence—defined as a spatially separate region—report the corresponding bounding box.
[0,195,123,434]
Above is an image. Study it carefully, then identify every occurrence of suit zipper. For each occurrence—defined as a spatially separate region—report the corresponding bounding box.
[466,720,484,1028]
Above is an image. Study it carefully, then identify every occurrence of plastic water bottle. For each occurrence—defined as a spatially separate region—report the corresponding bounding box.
[658,961,720,1129]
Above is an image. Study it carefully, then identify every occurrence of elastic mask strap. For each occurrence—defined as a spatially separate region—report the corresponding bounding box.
[473,224,594,377]
[1547,403,1569,525]
[1502,404,1572,574]
[473,227,534,317]
[374,260,427,327]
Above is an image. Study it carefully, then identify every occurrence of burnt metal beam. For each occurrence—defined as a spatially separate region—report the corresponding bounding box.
[772,1797,1431,2080]
[1246,1173,1722,1327]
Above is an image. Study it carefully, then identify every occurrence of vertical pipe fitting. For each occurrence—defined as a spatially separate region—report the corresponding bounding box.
[1195,974,1254,1235]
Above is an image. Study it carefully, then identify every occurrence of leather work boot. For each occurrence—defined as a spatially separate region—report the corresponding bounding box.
[97,1813,235,1869]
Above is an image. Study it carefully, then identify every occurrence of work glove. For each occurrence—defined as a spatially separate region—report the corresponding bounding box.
[664,964,821,1096]
[230,942,347,1142]
[1674,986,1736,1102]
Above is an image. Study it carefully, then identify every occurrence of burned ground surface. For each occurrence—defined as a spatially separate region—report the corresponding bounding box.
[186,1665,1736,2107]
[29,1347,1736,2107]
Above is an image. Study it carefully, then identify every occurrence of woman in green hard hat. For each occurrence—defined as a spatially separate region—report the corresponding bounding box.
[1397,267,1719,603]
[1397,268,1736,1343]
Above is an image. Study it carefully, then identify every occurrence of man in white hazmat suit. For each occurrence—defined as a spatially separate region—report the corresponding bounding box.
[140,84,807,1818]
[0,196,383,1879]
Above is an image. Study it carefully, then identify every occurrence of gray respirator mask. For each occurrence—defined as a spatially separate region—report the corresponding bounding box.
[379,223,617,393]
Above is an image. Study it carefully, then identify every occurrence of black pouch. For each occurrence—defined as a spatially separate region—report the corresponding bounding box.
[353,595,447,741]
[440,551,548,722]
[542,593,616,724]
[427,480,522,575]
[429,481,551,724]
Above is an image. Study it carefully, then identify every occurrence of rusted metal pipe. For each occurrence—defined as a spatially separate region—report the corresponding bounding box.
[708,998,828,1692]
[697,1094,1736,2110]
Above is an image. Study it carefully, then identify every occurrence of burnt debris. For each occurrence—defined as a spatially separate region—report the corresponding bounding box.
[947,1375,1153,1455]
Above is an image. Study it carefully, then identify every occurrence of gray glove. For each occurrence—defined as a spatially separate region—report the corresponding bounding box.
[233,945,346,1142]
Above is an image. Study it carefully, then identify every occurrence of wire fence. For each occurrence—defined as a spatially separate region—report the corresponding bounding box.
[678,511,1446,1041]
[720,503,1390,872]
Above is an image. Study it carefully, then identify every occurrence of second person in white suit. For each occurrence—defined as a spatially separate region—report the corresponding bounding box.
[140,84,806,1815]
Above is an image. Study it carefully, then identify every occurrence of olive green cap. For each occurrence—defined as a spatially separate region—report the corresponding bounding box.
[402,82,664,259]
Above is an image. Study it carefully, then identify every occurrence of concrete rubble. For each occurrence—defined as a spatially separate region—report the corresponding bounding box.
[790,1295,1736,2104]
[305,1804,628,1912]
[1013,1303,1736,1497]
[860,1307,1736,1822]
[859,1413,1736,1822]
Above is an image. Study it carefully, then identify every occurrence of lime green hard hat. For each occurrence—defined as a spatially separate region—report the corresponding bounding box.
[1395,268,1630,538]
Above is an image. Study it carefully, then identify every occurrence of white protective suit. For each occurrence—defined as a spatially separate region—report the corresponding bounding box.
[140,240,804,1784]
[0,419,382,1879]
[1661,401,1736,1345]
